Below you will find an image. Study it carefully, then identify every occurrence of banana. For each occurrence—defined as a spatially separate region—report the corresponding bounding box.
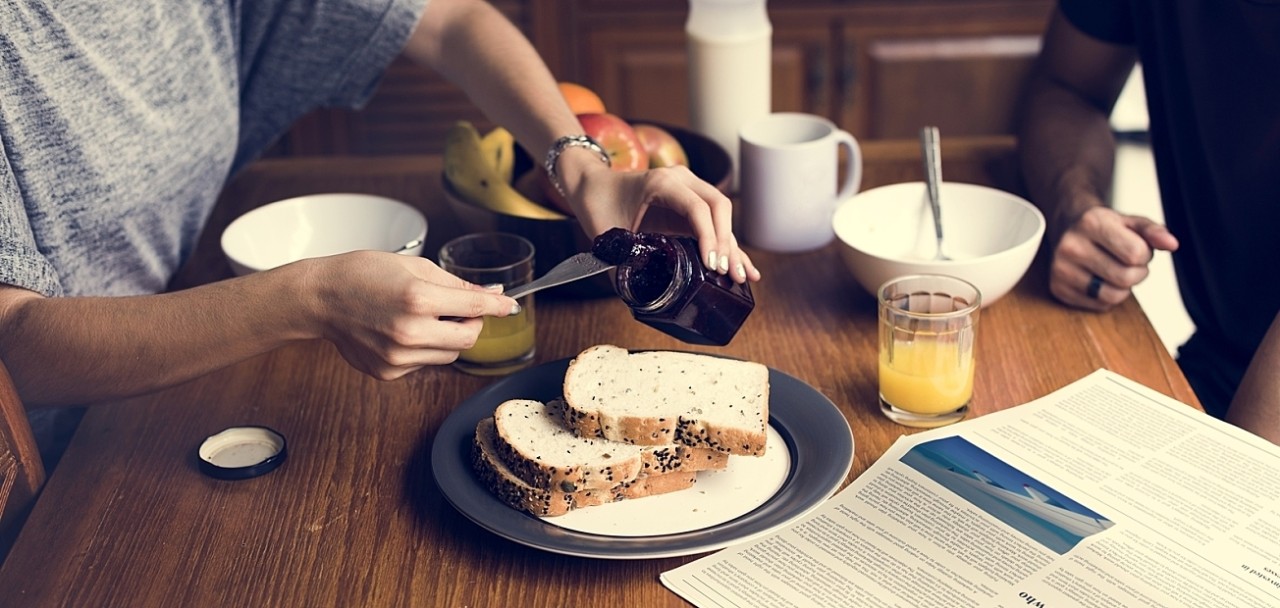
[444,121,566,220]
[479,126,516,184]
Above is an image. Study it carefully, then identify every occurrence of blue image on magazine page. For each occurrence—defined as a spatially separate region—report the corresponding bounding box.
[900,436,1114,554]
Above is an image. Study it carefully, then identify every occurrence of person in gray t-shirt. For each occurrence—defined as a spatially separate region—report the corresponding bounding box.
[0,0,762,466]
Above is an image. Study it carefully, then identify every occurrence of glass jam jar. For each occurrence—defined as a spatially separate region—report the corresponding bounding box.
[593,228,754,346]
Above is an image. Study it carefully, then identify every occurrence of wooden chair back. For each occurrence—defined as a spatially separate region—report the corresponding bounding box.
[0,358,44,560]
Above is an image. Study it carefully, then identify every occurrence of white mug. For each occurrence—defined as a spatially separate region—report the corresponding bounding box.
[739,113,862,252]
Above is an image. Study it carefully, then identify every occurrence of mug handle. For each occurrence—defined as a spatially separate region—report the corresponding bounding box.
[835,130,862,201]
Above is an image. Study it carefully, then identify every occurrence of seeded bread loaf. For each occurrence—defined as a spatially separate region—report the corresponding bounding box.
[562,345,770,456]
[492,398,728,493]
[472,417,698,517]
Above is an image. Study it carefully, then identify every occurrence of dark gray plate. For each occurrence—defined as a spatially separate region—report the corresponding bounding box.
[431,355,854,559]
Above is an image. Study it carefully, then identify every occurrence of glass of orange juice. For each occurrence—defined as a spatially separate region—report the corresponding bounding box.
[439,232,537,376]
[878,274,980,428]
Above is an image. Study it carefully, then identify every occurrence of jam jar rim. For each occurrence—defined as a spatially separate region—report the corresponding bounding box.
[617,238,693,313]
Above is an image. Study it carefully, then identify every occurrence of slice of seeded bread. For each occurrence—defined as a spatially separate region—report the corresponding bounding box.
[644,441,730,475]
[596,468,698,503]
[493,399,645,492]
[562,345,770,456]
[472,417,698,517]
[492,399,728,493]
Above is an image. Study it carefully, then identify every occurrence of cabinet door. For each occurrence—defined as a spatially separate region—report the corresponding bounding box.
[840,19,1048,140]
[581,19,833,127]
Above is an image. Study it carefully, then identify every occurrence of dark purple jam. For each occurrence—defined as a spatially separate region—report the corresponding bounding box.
[591,227,638,265]
[592,228,753,346]
[592,228,675,304]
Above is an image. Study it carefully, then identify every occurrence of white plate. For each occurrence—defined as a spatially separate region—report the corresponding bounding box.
[431,354,854,559]
[546,424,790,537]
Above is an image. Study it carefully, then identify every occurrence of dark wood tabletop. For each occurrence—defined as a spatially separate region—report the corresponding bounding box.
[0,137,1199,606]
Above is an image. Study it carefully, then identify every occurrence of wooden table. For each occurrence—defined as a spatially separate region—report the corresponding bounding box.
[0,138,1198,606]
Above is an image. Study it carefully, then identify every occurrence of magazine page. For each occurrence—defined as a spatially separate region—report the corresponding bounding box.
[661,369,1280,608]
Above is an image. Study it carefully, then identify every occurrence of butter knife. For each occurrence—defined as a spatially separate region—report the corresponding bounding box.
[505,252,615,300]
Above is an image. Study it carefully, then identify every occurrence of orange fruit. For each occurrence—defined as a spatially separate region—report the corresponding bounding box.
[558,82,606,114]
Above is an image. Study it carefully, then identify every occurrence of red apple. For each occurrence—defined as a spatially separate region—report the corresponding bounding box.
[539,113,651,207]
[633,124,689,168]
[577,113,649,172]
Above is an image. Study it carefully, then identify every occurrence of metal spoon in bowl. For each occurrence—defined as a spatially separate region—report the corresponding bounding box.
[920,126,951,261]
[393,238,424,254]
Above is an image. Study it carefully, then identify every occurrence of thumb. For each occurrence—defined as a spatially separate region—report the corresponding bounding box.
[442,283,520,319]
[1125,215,1179,252]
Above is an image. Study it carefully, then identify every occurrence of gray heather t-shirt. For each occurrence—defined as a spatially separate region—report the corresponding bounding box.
[0,0,424,298]
[1,0,425,467]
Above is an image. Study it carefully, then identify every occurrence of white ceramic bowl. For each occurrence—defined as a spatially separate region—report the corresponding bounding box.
[221,193,427,276]
[832,181,1045,307]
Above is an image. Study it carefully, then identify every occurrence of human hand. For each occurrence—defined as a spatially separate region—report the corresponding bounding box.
[569,162,762,285]
[1048,206,1179,311]
[301,251,520,380]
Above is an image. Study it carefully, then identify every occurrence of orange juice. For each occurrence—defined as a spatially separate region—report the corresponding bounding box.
[879,338,974,414]
[459,306,535,364]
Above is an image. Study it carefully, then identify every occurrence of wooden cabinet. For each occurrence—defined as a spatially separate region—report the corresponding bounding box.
[837,4,1051,139]
[268,1,529,156]
[567,11,830,125]
[561,1,1052,138]
[272,0,1052,157]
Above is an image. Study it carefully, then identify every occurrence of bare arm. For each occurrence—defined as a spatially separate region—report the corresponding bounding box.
[400,0,760,283]
[0,253,518,407]
[1226,313,1280,444]
[1018,9,1176,310]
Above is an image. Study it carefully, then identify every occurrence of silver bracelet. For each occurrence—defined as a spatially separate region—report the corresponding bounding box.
[544,135,611,199]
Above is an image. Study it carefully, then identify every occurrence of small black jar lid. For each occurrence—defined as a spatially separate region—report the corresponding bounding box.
[198,426,287,480]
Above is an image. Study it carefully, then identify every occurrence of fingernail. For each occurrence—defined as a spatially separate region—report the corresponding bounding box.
[509,302,522,316]
[718,255,729,273]
[735,263,746,280]
[707,250,718,270]
[483,283,505,293]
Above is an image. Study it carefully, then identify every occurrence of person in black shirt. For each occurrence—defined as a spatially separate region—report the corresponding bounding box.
[1018,1,1280,442]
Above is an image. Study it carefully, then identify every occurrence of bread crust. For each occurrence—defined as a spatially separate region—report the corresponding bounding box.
[642,444,730,475]
[470,343,768,517]
[472,418,698,517]
[491,399,728,493]
[473,418,578,517]
[493,399,644,492]
[562,345,769,456]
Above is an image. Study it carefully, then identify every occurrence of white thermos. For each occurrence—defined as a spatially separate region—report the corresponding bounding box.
[686,0,772,192]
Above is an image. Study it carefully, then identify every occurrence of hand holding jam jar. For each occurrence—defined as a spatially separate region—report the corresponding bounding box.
[592,228,754,346]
